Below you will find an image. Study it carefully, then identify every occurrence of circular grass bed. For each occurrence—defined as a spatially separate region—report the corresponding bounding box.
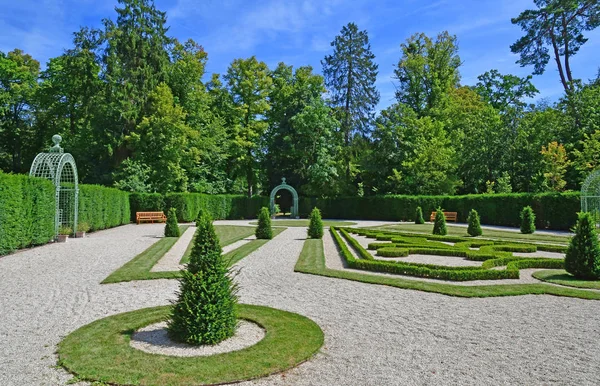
[58,304,324,386]
[533,270,600,289]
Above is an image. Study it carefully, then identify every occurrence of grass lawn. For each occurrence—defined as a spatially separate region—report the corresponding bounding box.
[250,219,356,227]
[533,270,600,289]
[371,223,570,244]
[58,304,323,386]
[294,233,600,300]
[102,225,284,283]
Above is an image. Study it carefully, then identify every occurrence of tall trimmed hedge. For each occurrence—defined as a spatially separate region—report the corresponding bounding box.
[299,192,579,230]
[78,185,130,231]
[0,173,55,255]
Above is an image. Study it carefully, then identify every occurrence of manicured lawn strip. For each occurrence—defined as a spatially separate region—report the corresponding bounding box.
[292,230,600,300]
[58,304,324,386]
[250,220,356,227]
[179,225,257,264]
[370,223,570,244]
[533,270,600,289]
[102,225,189,283]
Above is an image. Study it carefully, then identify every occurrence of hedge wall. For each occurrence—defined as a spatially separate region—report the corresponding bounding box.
[129,193,269,222]
[78,185,130,231]
[299,192,580,230]
[0,173,55,255]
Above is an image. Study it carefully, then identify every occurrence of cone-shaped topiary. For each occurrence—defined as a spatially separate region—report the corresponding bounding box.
[467,209,483,237]
[168,213,238,345]
[565,212,600,280]
[164,207,180,237]
[520,206,536,234]
[195,209,205,227]
[415,207,425,224]
[432,208,447,235]
[308,207,324,239]
[255,207,273,239]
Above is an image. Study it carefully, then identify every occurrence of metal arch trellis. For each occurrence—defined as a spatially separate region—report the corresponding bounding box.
[581,169,600,219]
[29,135,79,237]
[269,177,299,219]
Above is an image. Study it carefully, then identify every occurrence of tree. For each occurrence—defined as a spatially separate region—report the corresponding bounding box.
[565,211,600,279]
[541,141,571,191]
[0,49,40,173]
[475,69,538,112]
[224,57,272,197]
[511,0,600,94]
[308,207,324,239]
[255,207,273,240]
[432,208,447,235]
[574,130,600,181]
[520,206,536,234]
[164,207,180,237]
[415,207,425,224]
[322,22,379,179]
[168,213,238,345]
[394,31,461,117]
[467,209,483,237]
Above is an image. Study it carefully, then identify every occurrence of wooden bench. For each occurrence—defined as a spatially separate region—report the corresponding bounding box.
[430,211,458,222]
[136,211,167,224]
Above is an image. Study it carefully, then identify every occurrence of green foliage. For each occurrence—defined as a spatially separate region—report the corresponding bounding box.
[415,206,425,224]
[432,208,448,235]
[0,173,55,255]
[77,222,91,233]
[59,225,73,236]
[164,207,180,237]
[78,185,130,231]
[168,213,237,345]
[520,206,536,234]
[255,207,273,240]
[307,207,324,239]
[467,209,483,237]
[565,212,600,280]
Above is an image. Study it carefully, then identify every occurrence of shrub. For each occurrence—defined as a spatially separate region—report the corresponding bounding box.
[164,208,180,237]
[77,222,91,233]
[415,206,425,224]
[432,208,447,235]
[168,213,238,345]
[467,209,483,237]
[255,207,273,239]
[520,206,536,234]
[78,184,130,231]
[308,207,324,239]
[565,212,600,280]
[58,225,73,235]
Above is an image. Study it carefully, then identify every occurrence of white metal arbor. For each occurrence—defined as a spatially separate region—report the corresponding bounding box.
[29,135,79,237]
[581,169,600,216]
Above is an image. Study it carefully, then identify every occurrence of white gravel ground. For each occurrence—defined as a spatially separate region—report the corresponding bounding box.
[1,221,600,386]
[130,320,265,357]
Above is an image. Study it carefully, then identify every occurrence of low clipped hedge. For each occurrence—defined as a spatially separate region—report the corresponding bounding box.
[300,192,579,230]
[78,185,130,231]
[331,227,564,281]
[0,173,55,255]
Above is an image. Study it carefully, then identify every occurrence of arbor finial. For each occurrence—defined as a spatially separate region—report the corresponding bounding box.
[281,177,287,184]
[49,134,64,153]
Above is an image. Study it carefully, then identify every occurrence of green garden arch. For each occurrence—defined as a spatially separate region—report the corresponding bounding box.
[29,135,79,237]
[270,178,299,219]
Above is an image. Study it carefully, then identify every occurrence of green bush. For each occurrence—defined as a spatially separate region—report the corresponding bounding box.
[129,193,164,222]
[565,212,600,280]
[168,213,238,345]
[78,185,130,231]
[432,208,447,235]
[255,207,273,239]
[467,209,483,237]
[415,206,425,224]
[520,206,536,234]
[164,208,180,237]
[0,173,55,255]
[308,207,324,239]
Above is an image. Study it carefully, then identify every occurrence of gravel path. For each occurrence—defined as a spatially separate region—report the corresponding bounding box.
[151,225,197,272]
[1,222,600,385]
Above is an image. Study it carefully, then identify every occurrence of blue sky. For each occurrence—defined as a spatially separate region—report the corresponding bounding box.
[1,0,599,110]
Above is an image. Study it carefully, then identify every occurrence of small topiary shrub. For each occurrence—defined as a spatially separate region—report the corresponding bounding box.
[432,208,447,236]
[164,207,180,237]
[520,206,536,234]
[467,209,483,237]
[565,212,600,280]
[168,213,238,345]
[255,207,273,239]
[415,206,425,224]
[307,207,324,239]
